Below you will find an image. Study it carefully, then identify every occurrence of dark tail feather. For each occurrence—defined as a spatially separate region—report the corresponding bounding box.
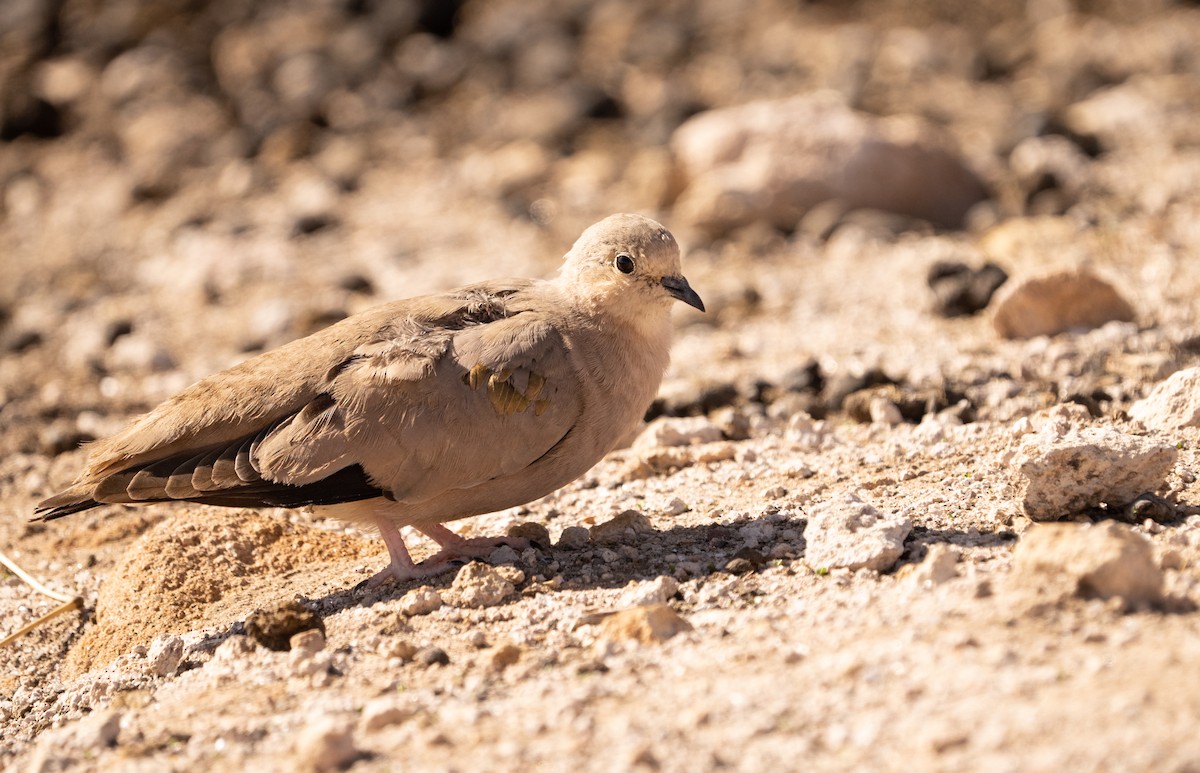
[33,487,104,521]
[32,464,386,521]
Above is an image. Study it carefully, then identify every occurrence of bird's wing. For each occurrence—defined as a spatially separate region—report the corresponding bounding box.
[36,279,583,515]
[255,293,583,503]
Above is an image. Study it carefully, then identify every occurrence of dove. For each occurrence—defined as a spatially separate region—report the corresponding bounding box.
[33,213,704,588]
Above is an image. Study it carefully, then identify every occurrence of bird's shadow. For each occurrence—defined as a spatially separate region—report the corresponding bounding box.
[307,516,1020,617]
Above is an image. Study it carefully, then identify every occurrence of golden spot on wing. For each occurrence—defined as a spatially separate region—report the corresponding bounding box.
[468,364,550,417]
[525,372,545,400]
[487,376,530,415]
[465,364,490,390]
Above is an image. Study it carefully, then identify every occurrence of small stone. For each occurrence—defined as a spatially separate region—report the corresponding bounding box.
[869,396,903,426]
[1012,521,1164,609]
[380,639,417,662]
[927,260,1008,318]
[910,545,961,587]
[764,486,788,499]
[489,643,522,672]
[359,698,416,733]
[507,521,551,548]
[634,416,724,449]
[589,510,654,544]
[414,646,450,667]
[212,634,257,665]
[245,600,325,652]
[804,492,912,572]
[290,629,326,655]
[991,268,1135,339]
[399,587,443,617]
[618,576,680,607]
[662,497,690,516]
[724,557,755,575]
[147,635,184,677]
[487,545,521,565]
[556,525,591,549]
[295,718,360,772]
[597,604,693,644]
[448,563,515,608]
[1013,426,1177,521]
[1129,367,1200,431]
[468,631,488,648]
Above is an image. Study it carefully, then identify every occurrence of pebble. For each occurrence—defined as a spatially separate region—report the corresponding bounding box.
[927,260,1009,318]
[399,587,443,617]
[289,629,326,655]
[803,492,912,572]
[487,545,521,565]
[147,635,185,677]
[295,718,360,772]
[1013,425,1177,521]
[618,576,680,607]
[359,698,417,733]
[662,497,690,516]
[589,510,654,544]
[991,267,1135,339]
[597,604,693,644]
[448,563,515,608]
[1129,366,1200,431]
[556,525,590,549]
[488,643,523,673]
[634,416,724,449]
[507,521,551,548]
[909,545,961,587]
[245,600,325,652]
[1012,521,1164,609]
[414,646,450,667]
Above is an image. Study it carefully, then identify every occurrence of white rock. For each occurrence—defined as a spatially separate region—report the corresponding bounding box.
[910,544,960,587]
[1012,521,1164,608]
[804,492,912,572]
[147,635,184,677]
[869,396,903,426]
[399,587,443,617]
[1129,367,1200,431]
[359,698,417,733]
[671,92,986,234]
[619,576,680,607]
[634,416,724,449]
[294,717,359,772]
[991,267,1135,339]
[448,563,515,608]
[1013,425,1177,521]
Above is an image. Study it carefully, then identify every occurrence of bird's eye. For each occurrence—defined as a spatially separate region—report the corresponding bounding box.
[614,254,635,274]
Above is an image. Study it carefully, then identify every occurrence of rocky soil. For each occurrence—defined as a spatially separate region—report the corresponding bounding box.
[4,0,1200,770]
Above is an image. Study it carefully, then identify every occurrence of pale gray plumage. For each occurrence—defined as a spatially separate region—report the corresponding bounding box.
[35,213,704,586]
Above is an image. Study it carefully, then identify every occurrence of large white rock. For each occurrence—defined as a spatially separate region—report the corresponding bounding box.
[803,492,911,572]
[1012,521,1164,608]
[670,92,987,234]
[1129,367,1200,431]
[991,267,1135,339]
[1013,425,1177,520]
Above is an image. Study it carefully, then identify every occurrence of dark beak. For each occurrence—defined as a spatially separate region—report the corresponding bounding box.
[661,275,705,312]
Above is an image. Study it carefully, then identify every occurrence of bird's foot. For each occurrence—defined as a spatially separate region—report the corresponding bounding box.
[417,523,531,564]
[357,559,455,591]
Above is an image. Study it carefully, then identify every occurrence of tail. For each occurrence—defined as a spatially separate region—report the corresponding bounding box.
[32,486,104,521]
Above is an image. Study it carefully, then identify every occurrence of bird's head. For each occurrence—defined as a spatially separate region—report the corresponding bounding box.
[558,213,705,321]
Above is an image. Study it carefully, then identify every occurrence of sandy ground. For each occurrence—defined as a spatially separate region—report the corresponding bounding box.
[4,1,1200,771]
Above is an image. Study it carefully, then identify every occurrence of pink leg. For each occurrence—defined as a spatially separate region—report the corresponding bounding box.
[362,513,459,589]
